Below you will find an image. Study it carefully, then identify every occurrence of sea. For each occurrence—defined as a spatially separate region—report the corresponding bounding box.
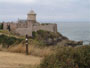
[57,22,90,45]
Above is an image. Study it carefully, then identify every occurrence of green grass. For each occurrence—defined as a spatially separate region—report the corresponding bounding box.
[0,30,10,34]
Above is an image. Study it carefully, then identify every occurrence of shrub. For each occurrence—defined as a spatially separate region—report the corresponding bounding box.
[32,30,60,40]
[40,46,90,68]
[0,23,3,29]
[0,34,23,47]
[32,30,61,46]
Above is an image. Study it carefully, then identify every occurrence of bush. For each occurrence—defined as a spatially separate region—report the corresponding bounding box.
[0,23,3,29]
[40,46,90,68]
[0,34,23,47]
[32,30,61,46]
[32,30,60,40]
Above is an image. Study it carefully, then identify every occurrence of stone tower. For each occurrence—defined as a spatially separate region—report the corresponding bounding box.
[27,10,36,22]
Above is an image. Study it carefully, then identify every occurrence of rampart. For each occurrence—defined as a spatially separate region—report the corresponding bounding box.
[32,24,57,33]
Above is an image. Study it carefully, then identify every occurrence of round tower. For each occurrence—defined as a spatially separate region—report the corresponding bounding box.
[27,10,36,22]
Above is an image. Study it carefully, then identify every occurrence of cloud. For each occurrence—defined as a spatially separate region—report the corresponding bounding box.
[0,0,90,22]
[0,0,36,4]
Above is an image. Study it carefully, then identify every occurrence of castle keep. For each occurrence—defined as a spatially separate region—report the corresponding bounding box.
[2,10,57,36]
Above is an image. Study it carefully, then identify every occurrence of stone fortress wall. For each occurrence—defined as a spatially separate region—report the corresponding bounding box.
[3,22,17,31]
[32,24,57,32]
[2,10,57,36]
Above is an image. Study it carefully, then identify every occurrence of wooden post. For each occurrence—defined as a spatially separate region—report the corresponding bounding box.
[25,34,28,55]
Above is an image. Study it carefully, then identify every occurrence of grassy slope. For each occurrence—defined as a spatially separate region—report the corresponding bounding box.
[0,30,25,39]
[0,30,54,57]
[0,30,89,68]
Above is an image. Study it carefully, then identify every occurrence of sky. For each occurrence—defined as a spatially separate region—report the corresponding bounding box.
[0,0,90,22]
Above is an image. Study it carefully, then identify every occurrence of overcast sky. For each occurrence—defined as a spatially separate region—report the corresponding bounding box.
[0,0,90,22]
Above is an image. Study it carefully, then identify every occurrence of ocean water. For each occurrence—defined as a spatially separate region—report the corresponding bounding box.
[57,22,90,45]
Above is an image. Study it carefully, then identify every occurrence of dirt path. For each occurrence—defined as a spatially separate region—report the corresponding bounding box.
[0,51,42,68]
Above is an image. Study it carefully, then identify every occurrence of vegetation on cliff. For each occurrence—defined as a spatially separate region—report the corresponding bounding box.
[32,30,68,45]
[0,34,23,48]
[0,30,83,48]
[40,45,90,68]
[32,30,83,46]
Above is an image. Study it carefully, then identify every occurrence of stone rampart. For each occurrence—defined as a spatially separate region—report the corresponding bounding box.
[32,24,57,33]
[15,28,32,36]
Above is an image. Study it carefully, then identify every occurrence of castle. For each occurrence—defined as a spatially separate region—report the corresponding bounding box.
[2,10,57,36]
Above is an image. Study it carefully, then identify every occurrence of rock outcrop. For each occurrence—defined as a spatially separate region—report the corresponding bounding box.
[32,30,83,46]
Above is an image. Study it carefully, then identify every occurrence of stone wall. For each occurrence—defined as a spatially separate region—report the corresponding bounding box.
[9,23,17,31]
[15,22,33,36]
[17,23,27,28]
[32,24,57,33]
[2,22,57,36]
[15,28,32,36]
[17,20,27,28]
[3,22,17,31]
[3,23,8,30]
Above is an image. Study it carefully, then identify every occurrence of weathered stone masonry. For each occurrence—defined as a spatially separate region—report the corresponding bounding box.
[2,10,57,36]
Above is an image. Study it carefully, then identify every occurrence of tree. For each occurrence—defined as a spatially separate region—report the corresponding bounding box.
[7,25,11,31]
[0,23,3,29]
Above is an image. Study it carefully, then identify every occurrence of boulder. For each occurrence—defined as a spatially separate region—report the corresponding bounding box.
[65,40,83,47]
